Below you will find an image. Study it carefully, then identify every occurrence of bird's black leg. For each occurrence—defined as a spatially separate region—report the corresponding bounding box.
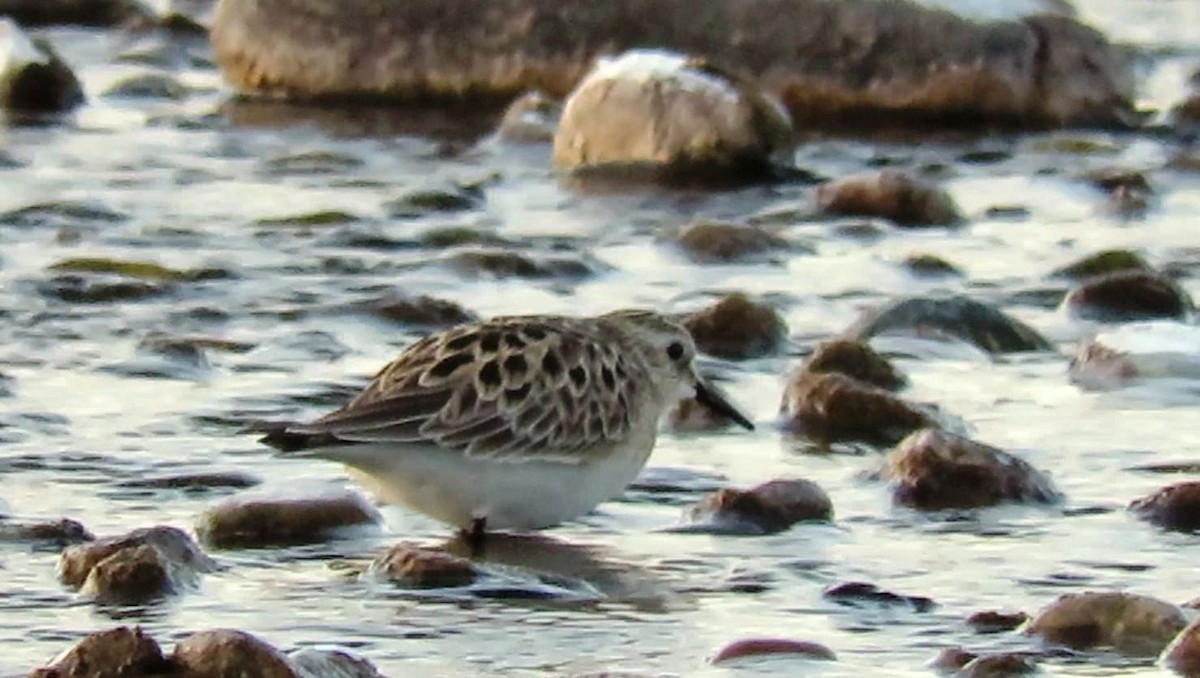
[461,516,487,557]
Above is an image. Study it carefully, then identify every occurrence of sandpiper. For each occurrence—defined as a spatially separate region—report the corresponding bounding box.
[256,309,754,542]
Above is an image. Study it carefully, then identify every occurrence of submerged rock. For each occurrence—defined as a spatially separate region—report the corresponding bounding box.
[710,638,837,664]
[816,170,962,227]
[879,428,1061,510]
[210,0,1133,127]
[28,627,169,678]
[1079,167,1153,217]
[958,653,1039,678]
[172,629,301,678]
[903,253,963,278]
[824,581,935,611]
[552,49,793,183]
[781,372,934,445]
[444,249,596,280]
[1050,249,1151,280]
[0,517,93,546]
[1130,482,1200,532]
[196,487,381,549]
[0,19,85,113]
[843,295,1053,354]
[383,185,483,218]
[675,220,788,263]
[967,610,1030,634]
[682,294,787,360]
[287,647,387,678]
[103,72,189,100]
[801,339,906,391]
[362,295,476,328]
[1023,591,1186,656]
[1060,271,1194,323]
[58,525,215,604]
[675,479,833,535]
[367,543,480,588]
[1069,321,1200,390]
[496,90,561,143]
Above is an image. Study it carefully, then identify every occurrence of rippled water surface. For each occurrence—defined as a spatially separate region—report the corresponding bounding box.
[2,2,1199,676]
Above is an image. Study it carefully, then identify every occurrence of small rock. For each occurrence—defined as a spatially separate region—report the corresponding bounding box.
[967,610,1029,633]
[553,49,792,183]
[1130,482,1200,532]
[931,647,978,673]
[58,525,214,603]
[256,210,360,228]
[1023,591,1186,656]
[879,428,1061,510]
[1,200,127,227]
[417,226,510,249]
[781,372,934,445]
[1079,167,1153,217]
[1,0,148,26]
[288,647,387,678]
[1051,249,1151,280]
[843,295,1053,354]
[383,185,482,218]
[674,221,788,263]
[710,638,837,664]
[816,169,962,227]
[48,257,231,282]
[29,627,168,678]
[903,253,963,277]
[496,90,561,143]
[117,471,262,491]
[363,295,476,328]
[676,479,832,535]
[367,543,480,589]
[1068,321,1200,390]
[1060,270,1194,323]
[0,517,93,545]
[444,249,594,280]
[39,275,172,304]
[263,151,364,177]
[172,629,301,678]
[0,20,85,113]
[801,339,906,391]
[196,487,381,549]
[824,581,935,612]
[682,294,787,360]
[103,72,187,100]
[1163,617,1200,678]
[959,653,1039,678]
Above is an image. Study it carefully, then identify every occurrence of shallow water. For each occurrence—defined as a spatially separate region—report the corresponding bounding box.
[1,2,1199,676]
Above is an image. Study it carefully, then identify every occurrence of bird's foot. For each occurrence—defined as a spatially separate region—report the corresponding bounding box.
[459,516,487,557]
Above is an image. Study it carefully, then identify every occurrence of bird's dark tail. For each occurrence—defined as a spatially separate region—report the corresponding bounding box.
[241,420,344,453]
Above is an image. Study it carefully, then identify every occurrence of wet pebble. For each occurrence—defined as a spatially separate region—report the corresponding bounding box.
[823,581,935,611]
[0,200,127,227]
[878,428,1062,510]
[288,647,387,678]
[674,220,789,263]
[1051,249,1151,281]
[444,249,595,280]
[843,295,1052,354]
[29,626,169,678]
[361,294,476,328]
[367,542,480,589]
[496,90,561,143]
[103,72,188,100]
[674,479,832,535]
[1130,481,1200,532]
[1023,591,1186,656]
[196,487,381,549]
[383,184,483,218]
[781,372,934,445]
[801,339,906,390]
[959,653,1039,678]
[553,50,792,183]
[1163,618,1200,677]
[0,517,93,546]
[117,471,262,492]
[682,293,787,360]
[1061,270,1194,323]
[39,275,172,304]
[0,19,84,113]
[710,638,837,664]
[58,525,215,604]
[967,610,1030,633]
[173,629,301,678]
[816,169,962,227]
[903,253,963,278]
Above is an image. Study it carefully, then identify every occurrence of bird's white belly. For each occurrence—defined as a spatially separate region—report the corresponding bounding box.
[334,438,655,530]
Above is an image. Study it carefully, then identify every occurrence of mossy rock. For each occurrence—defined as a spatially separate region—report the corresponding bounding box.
[255,210,360,227]
[48,257,232,282]
[384,186,483,218]
[903,254,963,277]
[1051,249,1151,280]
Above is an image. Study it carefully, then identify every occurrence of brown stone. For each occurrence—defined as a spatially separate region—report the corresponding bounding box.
[28,627,168,678]
[196,488,381,549]
[959,653,1039,678]
[365,295,476,329]
[930,647,977,673]
[1130,482,1200,532]
[1023,591,1186,656]
[172,629,300,678]
[823,581,935,611]
[1061,270,1194,323]
[801,339,906,391]
[368,543,479,588]
[0,517,93,545]
[287,647,387,678]
[80,544,176,604]
[816,170,962,227]
[880,428,1061,510]
[58,525,214,590]
[209,0,1133,127]
[552,50,792,182]
[710,638,836,664]
[675,221,788,263]
[1172,92,1200,129]
[496,90,561,143]
[781,372,933,445]
[682,293,787,360]
[679,479,833,535]
[444,249,595,280]
[1163,617,1200,677]
[967,610,1030,633]
[1079,167,1153,217]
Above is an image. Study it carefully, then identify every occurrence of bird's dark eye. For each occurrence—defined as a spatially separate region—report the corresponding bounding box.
[666,341,686,362]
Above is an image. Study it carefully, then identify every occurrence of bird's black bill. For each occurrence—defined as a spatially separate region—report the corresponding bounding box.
[694,381,755,430]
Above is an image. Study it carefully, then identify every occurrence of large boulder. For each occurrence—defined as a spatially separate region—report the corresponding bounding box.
[210,0,1134,127]
[1023,591,1186,656]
